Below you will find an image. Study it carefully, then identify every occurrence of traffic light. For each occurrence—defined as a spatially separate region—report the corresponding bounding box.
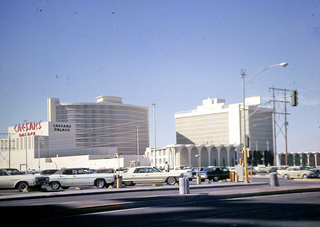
[291,89,298,107]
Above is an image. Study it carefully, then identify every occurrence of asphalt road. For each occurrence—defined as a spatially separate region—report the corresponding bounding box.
[1,176,320,226]
[5,191,319,227]
[57,192,319,227]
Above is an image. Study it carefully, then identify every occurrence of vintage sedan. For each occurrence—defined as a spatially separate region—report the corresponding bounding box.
[282,166,317,179]
[49,168,116,190]
[121,166,183,186]
[199,166,229,181]
[0,168,49,192]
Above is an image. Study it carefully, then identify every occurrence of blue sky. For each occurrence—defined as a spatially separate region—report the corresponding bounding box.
[0,0,319,152]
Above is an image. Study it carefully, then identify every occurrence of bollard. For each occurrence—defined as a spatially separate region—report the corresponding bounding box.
[185,178,190,194]
[269,172,279,186]
[196,173,201,185]
[179,177,190,194]
[116,175,122,188]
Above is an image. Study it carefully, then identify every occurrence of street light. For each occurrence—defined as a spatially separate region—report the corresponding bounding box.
[195,154,201,167]
[241,62,288,183]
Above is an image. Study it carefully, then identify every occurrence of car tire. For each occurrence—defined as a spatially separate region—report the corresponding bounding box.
[167,177,177,185]
[95,179,106,189]
[123,181,134,186]
[284,174,289,180]
[17,182,28,192]
[302,174,308,179]
[50,181,61,190]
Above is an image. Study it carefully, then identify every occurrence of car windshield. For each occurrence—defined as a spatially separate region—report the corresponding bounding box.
[6,169,23,175]
[153,167,161,172]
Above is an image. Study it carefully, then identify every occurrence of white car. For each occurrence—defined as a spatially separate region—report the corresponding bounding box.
[49,168,116,190]
[277,166,289,175]
[121,166,183,186]
[282,166,316,179]
[0,168,49,192]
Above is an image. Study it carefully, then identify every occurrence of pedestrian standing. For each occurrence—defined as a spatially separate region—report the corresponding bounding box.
[165,161,170,172]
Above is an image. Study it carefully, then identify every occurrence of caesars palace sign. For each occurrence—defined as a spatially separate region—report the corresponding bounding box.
[13,121,72,137]
[14,121,42,137]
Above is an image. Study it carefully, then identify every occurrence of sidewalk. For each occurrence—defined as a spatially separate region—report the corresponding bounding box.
[1,180,319,202]
[0,181,267,201]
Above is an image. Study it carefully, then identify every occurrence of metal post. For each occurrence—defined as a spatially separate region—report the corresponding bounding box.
[272,87,277,166]
[241,71,249,183]
[284,89,288,165]
[24,120,28,174]
[136,126,140,165]
[152,103,157,167]
[38,136,41,172]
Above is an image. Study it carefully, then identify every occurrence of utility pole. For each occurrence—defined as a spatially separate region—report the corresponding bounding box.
[269,87,290,166]
[284,89,288,165]
[271,87,277,166]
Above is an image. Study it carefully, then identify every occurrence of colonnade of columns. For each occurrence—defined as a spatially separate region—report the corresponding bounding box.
[278,152,320,167]
[146,144,239,169]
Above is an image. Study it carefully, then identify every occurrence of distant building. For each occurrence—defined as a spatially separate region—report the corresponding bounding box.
[148,97,274,168]
[278,151,320,166]
[146,97,275,169]
[48,96,149,156]
[0,96,150,171]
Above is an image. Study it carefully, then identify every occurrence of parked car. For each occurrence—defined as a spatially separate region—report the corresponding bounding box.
[301,166,319,177]
[121,166,183,186]
[267,166,278,173]
[189,167,206,179]
[282,166,317,179]
[49,168,116,190]
[40,169,58,175]
[170,166,193,181]
[0,168,49,192]
[199,166,229,181]
[255,165,268,173]
[277,166,289,175]
[95,168,116,174]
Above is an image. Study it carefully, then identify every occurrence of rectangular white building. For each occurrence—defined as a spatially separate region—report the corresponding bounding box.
[174,97,274,166]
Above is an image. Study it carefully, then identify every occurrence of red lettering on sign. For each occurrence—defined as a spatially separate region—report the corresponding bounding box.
[14,121,42,133]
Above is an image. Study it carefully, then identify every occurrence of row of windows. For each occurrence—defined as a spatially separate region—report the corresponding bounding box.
[0,137,34,151]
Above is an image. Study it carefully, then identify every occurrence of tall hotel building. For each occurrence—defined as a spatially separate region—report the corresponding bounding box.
[145,97,274,169]
[48,96,149,156]
[0,96,149,170]
[175,97,274,165]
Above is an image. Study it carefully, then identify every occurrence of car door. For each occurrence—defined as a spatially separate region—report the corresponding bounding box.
[71,169,91,186]
[295,167,303,178]
[130,168,148,183]
[290,167,300,178]
[0,170,11,188]
[58,169,74,186]
[145,167,163,183]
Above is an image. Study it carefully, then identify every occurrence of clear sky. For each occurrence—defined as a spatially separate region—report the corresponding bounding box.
[0,0,319,153]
